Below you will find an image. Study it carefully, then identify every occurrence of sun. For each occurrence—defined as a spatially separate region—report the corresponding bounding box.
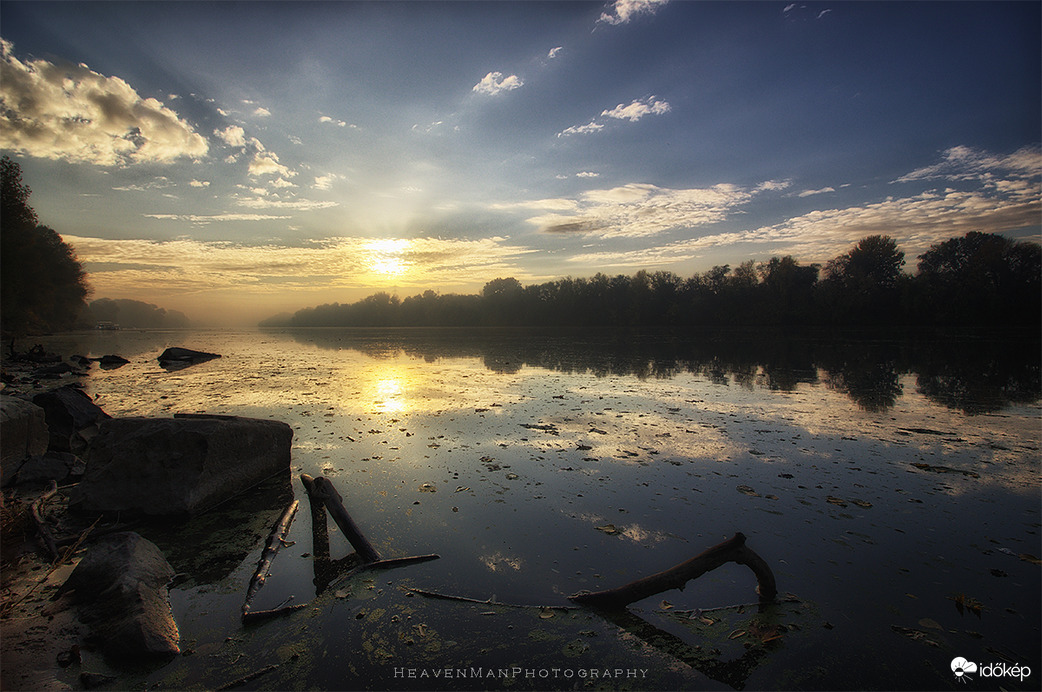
[366,238,411,278]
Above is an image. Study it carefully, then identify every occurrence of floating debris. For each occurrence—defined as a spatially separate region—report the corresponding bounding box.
[911,462,980,478]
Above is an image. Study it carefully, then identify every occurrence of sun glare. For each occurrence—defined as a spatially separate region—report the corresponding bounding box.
[366,238,411,278]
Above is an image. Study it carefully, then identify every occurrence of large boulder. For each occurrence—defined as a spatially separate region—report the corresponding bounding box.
[0,395,49,483]
[69,414,293,516]
[31,386,111,454]
[61,532,179,660]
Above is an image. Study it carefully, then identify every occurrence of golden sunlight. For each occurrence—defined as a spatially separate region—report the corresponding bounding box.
[366,238,411,278]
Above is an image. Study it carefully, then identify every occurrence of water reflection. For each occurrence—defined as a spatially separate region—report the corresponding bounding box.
[282,328,1039,414]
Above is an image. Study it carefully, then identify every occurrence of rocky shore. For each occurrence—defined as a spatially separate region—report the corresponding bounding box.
[1,344,291,690]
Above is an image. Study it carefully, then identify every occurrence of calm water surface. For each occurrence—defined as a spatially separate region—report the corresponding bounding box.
[30,328,1041,690]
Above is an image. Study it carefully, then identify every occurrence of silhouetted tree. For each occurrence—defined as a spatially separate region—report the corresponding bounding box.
[823,235,905,323]
[758,256,819,324]
[913,231,1041,325]
[1,157,91,334]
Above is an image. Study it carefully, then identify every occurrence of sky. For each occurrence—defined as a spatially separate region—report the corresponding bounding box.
[1,0,1039,326]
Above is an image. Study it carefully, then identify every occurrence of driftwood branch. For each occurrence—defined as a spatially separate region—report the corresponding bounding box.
[300,473,380,563]
[241,500,299,620]
[30,481,60,561]
[569,532,776,610]
[216,663,280,691]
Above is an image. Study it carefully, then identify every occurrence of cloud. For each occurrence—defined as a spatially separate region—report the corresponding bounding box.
[248,150,295,178]
[319,115,353,128]
[113,178,172,192]
[598,0,670,25]
[253,106,271,117]
[234,195,338,211]
[756,180,791,192]
[472,71,524,96]
[521,182,758,238]
[557,120,604,137]
[313,173,345,191]
[189,179,210,188]
[817,9,832,19]
[798,187,835,197]
[601,96,671,122]
[894,145,1041,184]
[547,46,563,59]
[0,39,208,165]
[216,125,247,148]
[144,213,288,223]
[561,148,1040,268]
[65,234,537,298]
[576,171,600,178]
[558,96,670,136]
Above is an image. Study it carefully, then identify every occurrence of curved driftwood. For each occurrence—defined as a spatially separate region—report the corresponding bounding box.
[569,532,776,610]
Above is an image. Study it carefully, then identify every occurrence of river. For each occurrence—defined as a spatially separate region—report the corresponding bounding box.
[24,327,1041,690]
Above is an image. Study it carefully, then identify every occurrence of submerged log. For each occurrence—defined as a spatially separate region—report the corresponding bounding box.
[569,532,776,610]
[300,473,380,563]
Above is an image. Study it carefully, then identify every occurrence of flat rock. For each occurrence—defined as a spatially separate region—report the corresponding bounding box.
[156,347,220,369]
[6,451,85,486]
[70,414,293,516]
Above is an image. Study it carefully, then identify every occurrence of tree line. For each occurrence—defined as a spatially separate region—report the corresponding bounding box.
[1,156,91,335]
[273,232,1040,329]
[1,157,192,335]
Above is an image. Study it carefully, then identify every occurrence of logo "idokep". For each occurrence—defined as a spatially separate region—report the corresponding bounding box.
[951,657,1032,683]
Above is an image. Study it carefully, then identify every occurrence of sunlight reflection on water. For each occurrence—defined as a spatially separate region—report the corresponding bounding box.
[26,327,1041,691]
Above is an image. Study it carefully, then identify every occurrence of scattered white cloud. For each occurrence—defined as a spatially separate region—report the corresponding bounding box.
[558,96,670,136]
[894,145,1041,184]
[798,186,835,197]
[248,150,295,178]
[270,177,296,189]
[547,46,563,59]
[783,3,796,13]
[817,9,832,20]
[235,195,338,211]
[598,0,670,26]
[557,120,604,137]
[215,125,247,148]
[113,177,172,192]
[319,115,353,128]
[0,39,208,165]
[602,96,671,122]
[189,179,210,188]
[756,179,792,192]
[522,182,758,238]
[144,213,288,223]
[313,173,343,191]
[576,171,600,178]
[472,71,524,96]
[253,106,271,117]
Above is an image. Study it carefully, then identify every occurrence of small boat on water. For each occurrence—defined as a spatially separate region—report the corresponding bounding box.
[94,321,120,330]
